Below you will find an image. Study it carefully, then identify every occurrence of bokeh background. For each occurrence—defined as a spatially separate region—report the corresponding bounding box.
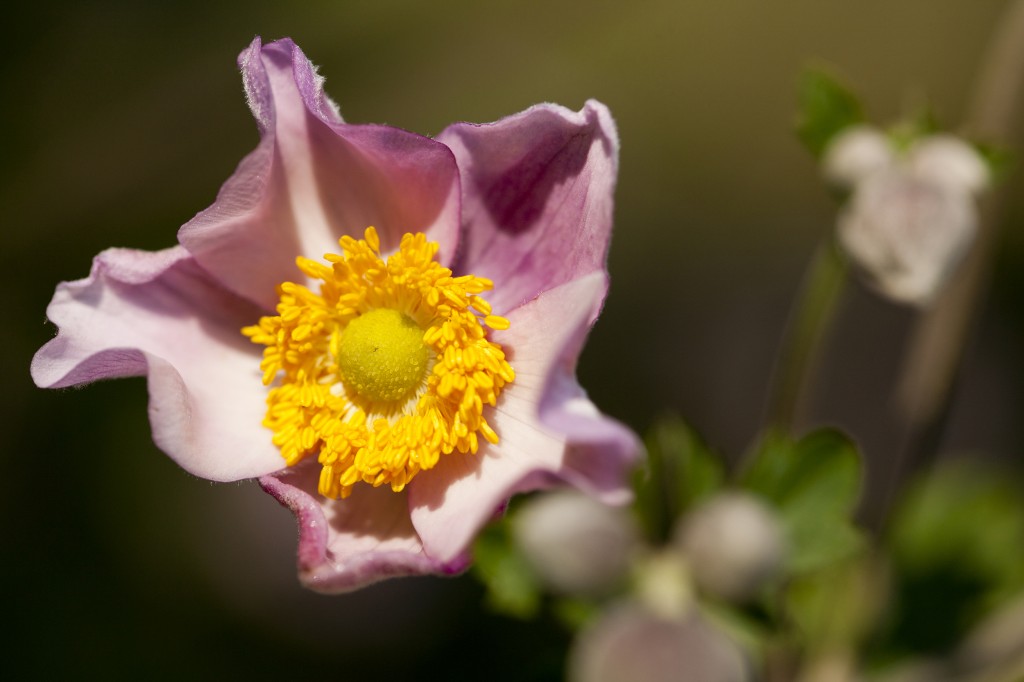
[5,0,1023,678]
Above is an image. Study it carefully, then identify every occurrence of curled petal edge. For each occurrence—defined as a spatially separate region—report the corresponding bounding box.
[180,37,462,311]
[439,100,620,315]
[259,466,469,593]
[31,246,282,482]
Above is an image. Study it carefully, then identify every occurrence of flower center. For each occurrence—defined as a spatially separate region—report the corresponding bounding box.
[336,308,431,405]
[242,227,514,500]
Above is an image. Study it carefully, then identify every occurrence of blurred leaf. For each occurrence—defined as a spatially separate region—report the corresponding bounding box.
[889,460,1024,597]
[700,601,771,659]
[635,415,726,542]
[472,514,542,619]
[973,140,1014,184]
[551,597,601,631]
[877,460,1024,656]
[887,105,942,152]
[795,66,865,158]
[785,555,885,654]
[741,429,864,573]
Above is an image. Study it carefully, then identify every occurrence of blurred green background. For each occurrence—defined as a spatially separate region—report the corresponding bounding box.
[5,0,1023,678]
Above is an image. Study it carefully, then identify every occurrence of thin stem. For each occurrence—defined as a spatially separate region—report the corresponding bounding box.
[767,239,848,434]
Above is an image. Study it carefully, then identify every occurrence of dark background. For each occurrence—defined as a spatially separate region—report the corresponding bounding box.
[4,1,1023,678]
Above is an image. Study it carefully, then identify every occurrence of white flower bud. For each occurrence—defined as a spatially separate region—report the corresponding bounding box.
[822,125,894,187]
[676,493,785,602]
[513,490,638,596]
[837,167,977,306]
[907,134,989,195]
[568,603,751,682]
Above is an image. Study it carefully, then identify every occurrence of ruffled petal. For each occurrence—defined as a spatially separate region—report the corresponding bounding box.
[179,37,462,311]
[260,461,468,593]
[438,100,619,315]
[408,273,640,562]
[30,247,282,481]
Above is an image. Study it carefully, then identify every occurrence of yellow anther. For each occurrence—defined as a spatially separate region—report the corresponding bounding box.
[364,226,381,254]
[484,315,510,330]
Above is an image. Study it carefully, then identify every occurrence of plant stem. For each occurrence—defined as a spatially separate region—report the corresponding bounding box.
[768,239,848,434]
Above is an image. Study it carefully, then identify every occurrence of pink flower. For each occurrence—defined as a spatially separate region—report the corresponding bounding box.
[31,37,639,591]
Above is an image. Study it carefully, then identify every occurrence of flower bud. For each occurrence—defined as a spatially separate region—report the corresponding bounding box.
[827,129,988,307]
[675,492,785,602]
[837,167,976,306]
[513,490,639,596]
[568,602,750,682]
[822,125,894,187]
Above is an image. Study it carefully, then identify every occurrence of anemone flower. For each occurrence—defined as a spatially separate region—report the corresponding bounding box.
[31,37,639,591]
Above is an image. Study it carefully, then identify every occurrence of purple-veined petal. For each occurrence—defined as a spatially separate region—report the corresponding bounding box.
[179,37,462,311]
[438,100,619,316]
[408,273,640,563]
[31,247,282,481]
[259,461,468,593]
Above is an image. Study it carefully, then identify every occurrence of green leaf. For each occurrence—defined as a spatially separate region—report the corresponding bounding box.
[869,460,1024,659]
[795,66,865,158]
[741,429,864,573]
[635,415,726,542]
[887,105,942,152]
[700,601,771,659]
[551,597,601,631]
[471,514,542,619]
[785,555,885,654]
[888,460,1024,606]
[973,140,1014,184]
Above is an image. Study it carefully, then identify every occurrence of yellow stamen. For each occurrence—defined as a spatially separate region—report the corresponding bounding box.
[242,227,515,499]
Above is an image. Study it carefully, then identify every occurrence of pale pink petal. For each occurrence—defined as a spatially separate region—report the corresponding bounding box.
[31,247,282,481]
[408,273,640,562]
[179,37,462,311]
[259,462,468,593]
[438,100,618,315]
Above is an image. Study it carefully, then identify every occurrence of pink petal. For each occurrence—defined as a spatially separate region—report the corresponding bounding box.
[408,273,641,563]
[437,101,619,316]
[259,462,468,593]
[179,37,462,311]
[31,247,282,481]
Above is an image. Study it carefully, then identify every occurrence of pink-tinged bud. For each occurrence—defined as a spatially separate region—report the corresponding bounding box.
[513,490,639,596]
[568,602,751,682]
[823,125,894,187]
[675,493,785,602]
[837,167,977,306]
[827,129,989,307]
